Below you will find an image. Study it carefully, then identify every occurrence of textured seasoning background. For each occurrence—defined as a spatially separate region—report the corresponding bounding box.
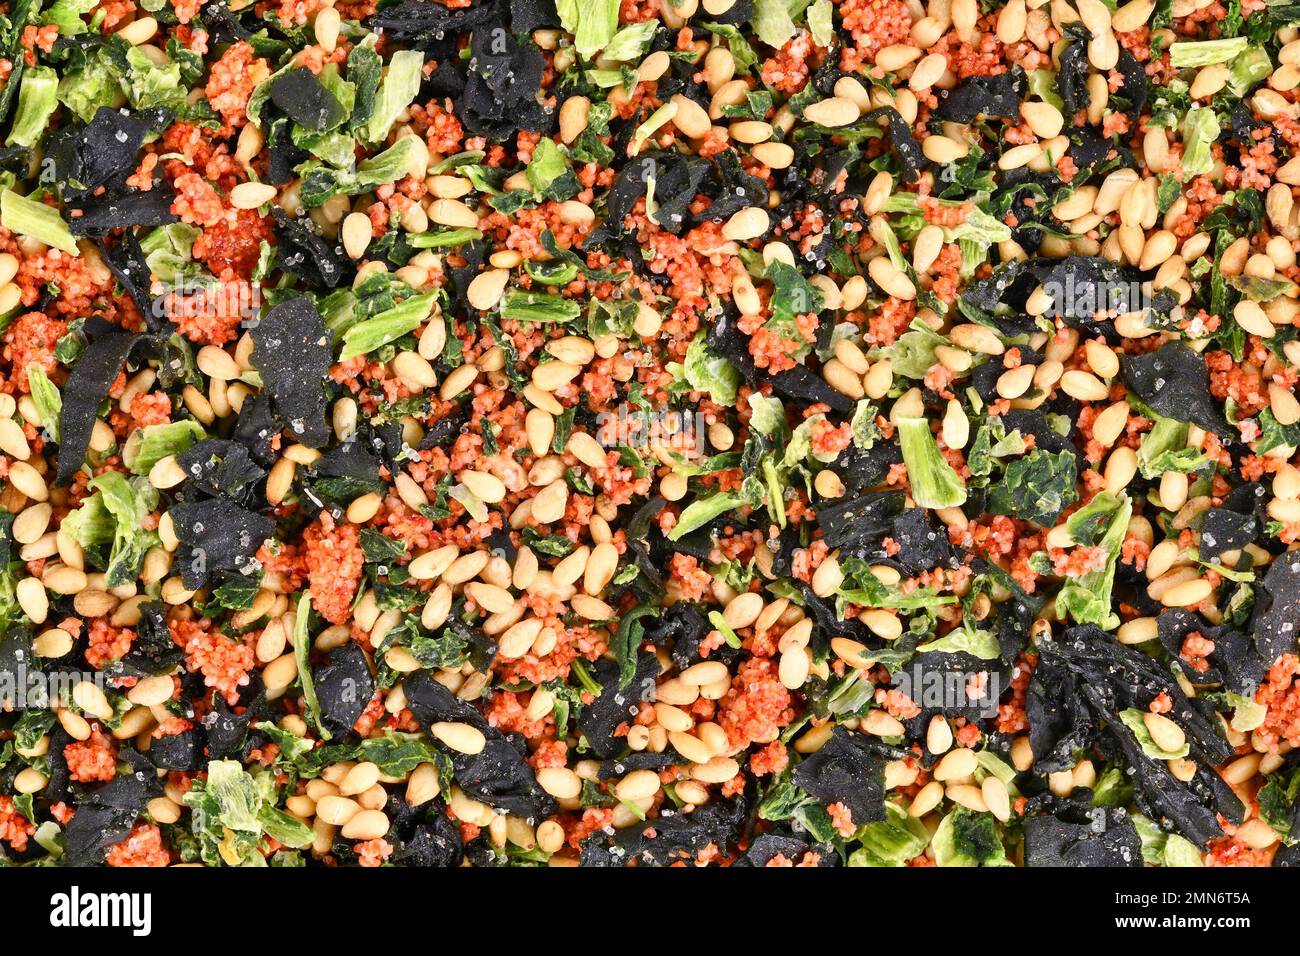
[0,0,1296,869]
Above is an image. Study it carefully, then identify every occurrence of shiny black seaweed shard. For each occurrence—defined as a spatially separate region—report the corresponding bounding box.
[106,600,184,680]
[270,67,347,131]
[148,728,200,771]
[457,26,552,140]
[272,208,354,289]
[791,726,888,825]
[250,296,333,448]
[1251,552,1300,667]
[1023,807,1142,867]
[1122,341,1233,438]
[50,106,148,201]
[69,186,177,237]
[578,652,660,759]
[580,796,748,866]
[607,150,710,237]
[169,498,276,589]
[1027,625,1240,847]
[817,491,905,551]
[862,107,924,182]
[177,438,267,503]
[1157,609,1266,696]
[62,804,139,867]
[935,69,1026,123]
[1199,507,1257,563]
[313,642,376,739]
[56,322,140,484]
[60,751,163,866]
[404,671,554,820]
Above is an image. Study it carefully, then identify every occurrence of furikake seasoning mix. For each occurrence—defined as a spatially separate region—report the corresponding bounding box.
[2,0,1300,873]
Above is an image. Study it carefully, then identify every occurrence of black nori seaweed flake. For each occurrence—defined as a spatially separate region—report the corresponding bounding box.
[169,498,276,589]
[54,106,149,201]
[580,795,749,866]
[56,322,140,485]
[1199,506,1257,563]
[272,208,354,289]
[935,68,1026,123]
[862,107,925,182]
[791,725,888,825]
[177,438,267,503]
[1121,341,1234,438]
[403,671,554,819]
[578,652,661,759]
[69,185,177,237]
[313,641,376,739]
[1157,609,1266,695]
[1023,806,1143,867]
[269,67,347,131]
[1250,552,1300,668]
[250,296,333,448]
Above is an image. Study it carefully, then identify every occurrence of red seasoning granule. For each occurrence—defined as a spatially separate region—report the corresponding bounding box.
[64,727,119,784]
[84,619,136,670]
[105,823,172,867]
[828,802,857,838]
[0,796,35,851]
[749,739,790,776]
[170,172,226,228]
[302,518,365,625]
[1,311,67,394]
[355,838,395,867]
[173,618,255,703]
[1254,653,1300,752]
[718,657,794,749]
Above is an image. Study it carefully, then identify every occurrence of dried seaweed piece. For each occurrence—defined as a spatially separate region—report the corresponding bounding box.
[578,652,661,759]
[1251,552,1300,667]
[270,67,347,130]
[231,391,280,467]
[1122,342,1232,439]
[50,106,148,201]
[862,107,925,181]
[56,321,140,484]
[791,726,888,825]
[62,804,140,867]
[1023,806,1143,867]
[0,626,33,711]
[1199,506,1257,562]
[106,600,184,679]
[99,232,166,332]
[606,150,710,236]
[817,491,906,551]
[390,813,465,867]
[313,642,375,739]
[69,186,176,236]
[177,438,267,503]
[456,26,553,139]
[250,296,333,448]
[772,363,855,413]
[202,691,252,761]
[169,498,276,589]
[272,209,354,289]
[935,68,1026,122]
[404,671,554,820]
[148,728,200,771]
[1106,726,1241,847]
[643,601,715,669]
[1157,609,1264,695]
[1056,24,1092,116]
[580,796,749,866]
[1114,47,1148,118]
[370,0,502,42]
